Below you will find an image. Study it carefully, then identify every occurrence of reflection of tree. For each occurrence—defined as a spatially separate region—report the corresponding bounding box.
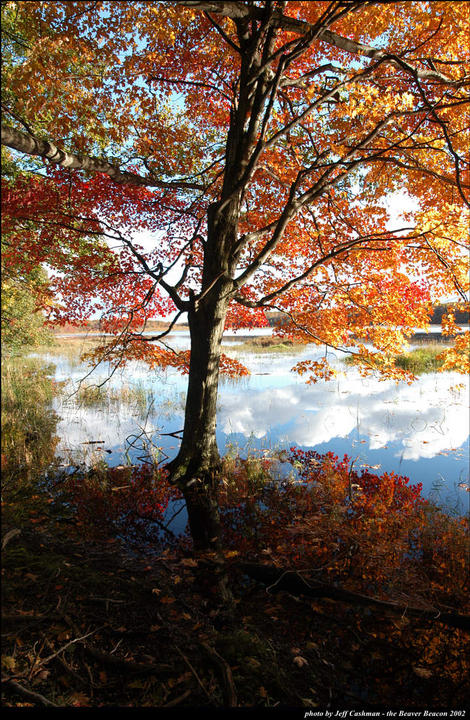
[1,357,60,499]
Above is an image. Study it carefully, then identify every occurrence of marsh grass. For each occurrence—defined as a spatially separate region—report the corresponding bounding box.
[393,345,448,374]
[34,336,108,367]
[73,381,157,417]
[1,355,61,506]
[224,336,307,354]
[344,344,449,374]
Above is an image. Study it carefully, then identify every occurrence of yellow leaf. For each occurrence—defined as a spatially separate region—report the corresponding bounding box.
[69,692,90,706]
[128,679,146,689]
[179,558,198,567]
[2,655,17,671]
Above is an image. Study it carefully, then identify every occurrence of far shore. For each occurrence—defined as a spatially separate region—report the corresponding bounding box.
[51,326,465,344]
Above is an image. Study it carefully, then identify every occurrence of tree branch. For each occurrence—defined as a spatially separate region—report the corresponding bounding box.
[176,2,463,85]
[239,562,470,631]
[1,124,204,190]
[234,228,422,308]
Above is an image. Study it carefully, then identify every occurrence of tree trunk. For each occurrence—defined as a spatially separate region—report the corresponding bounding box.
[168,277,232,554]
[166,278,234,602]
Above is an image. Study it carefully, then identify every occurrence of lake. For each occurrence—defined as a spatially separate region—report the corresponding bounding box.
[41,330,469,516]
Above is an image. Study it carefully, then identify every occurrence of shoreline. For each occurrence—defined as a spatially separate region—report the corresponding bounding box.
[52,330,462,343]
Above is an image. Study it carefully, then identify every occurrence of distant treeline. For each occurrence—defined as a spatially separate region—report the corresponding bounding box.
[51,307,469,335]
[429,304,469,325]
[52,319,189,334]
[266,305,469,328]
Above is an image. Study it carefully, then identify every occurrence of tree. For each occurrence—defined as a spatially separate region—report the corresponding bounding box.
[2,1,469,555]
[1,155,53,353]
[1,263,53,352]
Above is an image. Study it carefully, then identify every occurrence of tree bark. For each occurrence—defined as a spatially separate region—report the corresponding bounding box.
[168,275,232,554]
[166,275,235,602]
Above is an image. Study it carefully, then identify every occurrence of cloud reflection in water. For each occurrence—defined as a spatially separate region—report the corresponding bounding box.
[218,370,468,462]
[50,343,468,509]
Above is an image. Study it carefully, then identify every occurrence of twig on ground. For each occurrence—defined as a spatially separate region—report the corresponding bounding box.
[31,627,102,677]
[2,528,21,550]
[175,646,212,701]
[42,636,88,686]
[2,677,59,707]
[201,641,237,706]
[163,688,192,706]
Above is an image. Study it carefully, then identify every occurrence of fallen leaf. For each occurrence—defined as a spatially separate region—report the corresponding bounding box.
[128,679,146,689]
[69,691,90,706]
[2,656,16,671]
[179,558,198,567]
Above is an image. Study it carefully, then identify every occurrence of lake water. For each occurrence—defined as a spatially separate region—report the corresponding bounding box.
[43,331,469,515]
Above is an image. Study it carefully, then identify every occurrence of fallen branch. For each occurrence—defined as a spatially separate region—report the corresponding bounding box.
[33,628,101,675]
[2,528,21,550]
[175,646,212,701]
[1,613,56,624]
[58,612,173,675]
[201,642,237,707]
[239,562,470,632]
[43,637,88,686]
[2,677,59,707]
[163,688,192,706]
[81,644,173,675]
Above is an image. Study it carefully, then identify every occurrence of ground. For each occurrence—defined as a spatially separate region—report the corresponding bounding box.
[2,346,469,710]
[2,488,469,710]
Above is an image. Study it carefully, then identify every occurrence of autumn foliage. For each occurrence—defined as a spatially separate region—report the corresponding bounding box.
[2,1,470,557]
[59,449,469,619]
[218,449,469,607]
[3,443,469,708]
[2,0,469,380]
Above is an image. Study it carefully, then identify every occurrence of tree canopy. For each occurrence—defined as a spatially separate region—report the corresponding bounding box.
[2,1,469,552]
[2,1,469,375]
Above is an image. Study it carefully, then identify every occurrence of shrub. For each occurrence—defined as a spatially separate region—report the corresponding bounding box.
[218,449,469,609]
